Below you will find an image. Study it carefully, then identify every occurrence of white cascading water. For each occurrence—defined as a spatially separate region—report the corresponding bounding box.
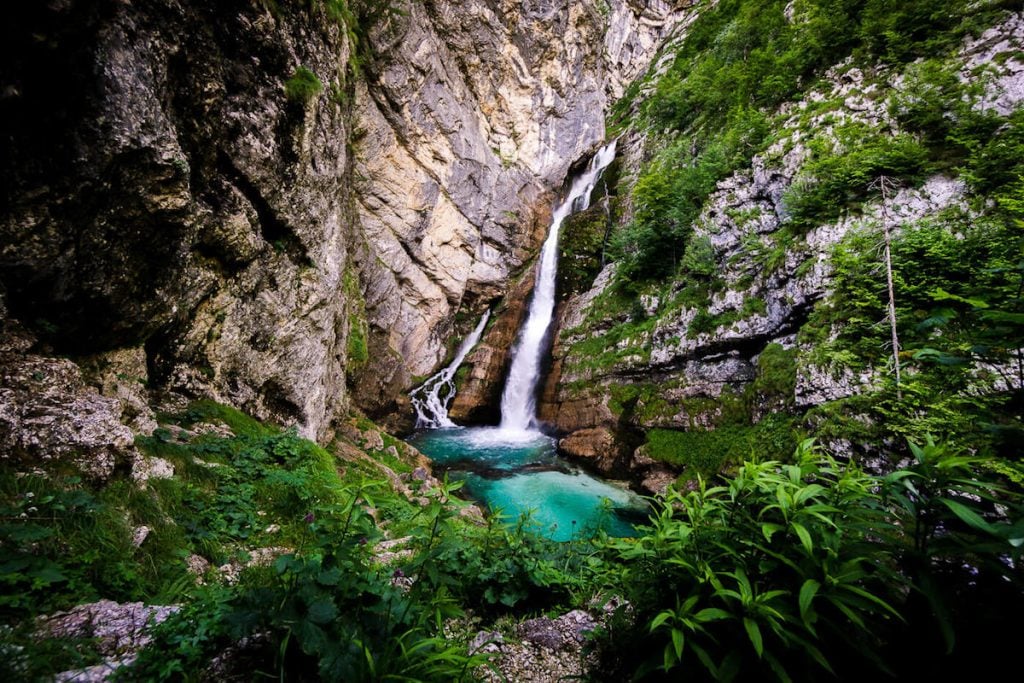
[499,140,618,433]
[411,310,491,428]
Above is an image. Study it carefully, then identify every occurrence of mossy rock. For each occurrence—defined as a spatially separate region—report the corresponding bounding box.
[559,200,612,296]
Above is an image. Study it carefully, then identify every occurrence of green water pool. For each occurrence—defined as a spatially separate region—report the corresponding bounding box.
[407,427,648,541]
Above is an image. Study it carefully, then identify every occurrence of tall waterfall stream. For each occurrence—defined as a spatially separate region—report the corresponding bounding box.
[408,141,646,540]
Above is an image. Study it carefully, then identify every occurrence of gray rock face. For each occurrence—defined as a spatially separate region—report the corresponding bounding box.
[38,599,179,658]
[517,610,599,651]
[544,12,1024,462]
[1,1,357,441]
[0,321,138,481]
[352,0,691,412]
[0,0,691,438]
[477,609,603,682]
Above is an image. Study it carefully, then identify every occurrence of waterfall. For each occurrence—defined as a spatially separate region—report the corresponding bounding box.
[499,140,618,433]
[411,310,491,429]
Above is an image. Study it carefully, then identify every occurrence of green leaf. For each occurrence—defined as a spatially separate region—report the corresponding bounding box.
[939,498,994,534]
[799,579,820,626]
[672,628,685,659]
[694,608,730,623]
[839,584,902,619]
[317,567,342,586]
[792,522,814,555]
[743,617,764,658]
[31,563,67,585]
[650,611,673,632]
[762,522,784,542]
[306,598,338,624]
[690,642,718,677]
[931,287,989,308]
[765,651,794,683]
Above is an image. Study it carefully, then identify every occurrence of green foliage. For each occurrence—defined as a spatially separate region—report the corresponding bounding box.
[752,343,798,406]
[284,66,323,103]
[597,441,903,679]
[855,0,1020,64]
[613,108,769,281]
[680,234,716,278]
[0,623,107,682]
[564,308,657,374]
[645,415,797,476]
[110,403,585,680]
[783,124,930,230]
[608,0,1021,288]
[347,316,369,365]
[559,202,612,295]
[594,438,1024,680]
[801,196,1024,451]
[0,473,151,619]
[880,437,1024,656]
[128,470,582,681]
[343,269,370,367]
[686,296,768,339]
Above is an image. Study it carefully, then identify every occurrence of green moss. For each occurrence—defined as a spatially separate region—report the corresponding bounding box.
[171,399,271,438]
[645,414,798,476]
[559,203,611,296]
[686,296,766,339]
[343,269,369,368]
[564,314,656,374]
[752,344,797,401]
[284,66,323,103]
[347,318,369,366]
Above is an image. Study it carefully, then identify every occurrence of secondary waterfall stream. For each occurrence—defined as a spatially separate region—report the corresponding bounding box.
[407,140,646,540]
[411,310,491,429]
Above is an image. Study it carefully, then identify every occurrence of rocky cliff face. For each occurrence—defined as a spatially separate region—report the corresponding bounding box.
[0,0,692,462]
[350,0,692,418]
[1,0,359,443]
[541,12,1024,483]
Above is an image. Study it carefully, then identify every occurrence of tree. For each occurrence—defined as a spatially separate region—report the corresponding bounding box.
[871,175,903,399]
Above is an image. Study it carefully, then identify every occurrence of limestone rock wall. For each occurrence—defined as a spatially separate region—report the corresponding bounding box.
[0,0,693,453]
[1,0,358,442]
[542,12,1024,470]
[350,0,691,416]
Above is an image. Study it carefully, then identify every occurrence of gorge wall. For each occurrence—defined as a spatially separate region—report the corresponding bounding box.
[537,8,1024,488]
[0,0,692,462]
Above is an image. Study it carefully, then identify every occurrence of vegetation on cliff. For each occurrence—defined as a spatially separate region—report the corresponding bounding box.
[549,0,1024,485]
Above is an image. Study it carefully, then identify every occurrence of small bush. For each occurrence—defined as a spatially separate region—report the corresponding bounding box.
[783,126,931,230]
[595,438,1024,680]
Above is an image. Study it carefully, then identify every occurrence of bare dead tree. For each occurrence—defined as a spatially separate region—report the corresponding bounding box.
[870,175,903,400]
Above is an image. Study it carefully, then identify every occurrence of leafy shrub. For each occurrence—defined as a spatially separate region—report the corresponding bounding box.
[645,416,797,476]
[613,108,769,282]
[594,438,1024,680]
[0,471,191,621]
[783,126,931,230]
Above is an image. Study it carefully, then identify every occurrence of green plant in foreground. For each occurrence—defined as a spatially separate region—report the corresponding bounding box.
[595,438,1024,680]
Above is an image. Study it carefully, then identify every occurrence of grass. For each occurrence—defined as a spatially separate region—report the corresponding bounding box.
[284,66,323,103]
